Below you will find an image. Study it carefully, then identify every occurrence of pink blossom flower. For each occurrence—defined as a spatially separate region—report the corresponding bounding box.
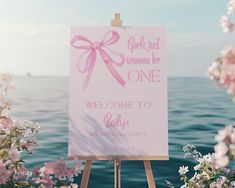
[18,165,28,175]
[208,47,235,95]
[221,64,235,94]
[32,167,54,188]
[227,0,235,14]
[32,159,78,187]
[221,46,235,64]
[33,174,54,188]
[229,144,235,156]
[0,162,12,185]
[0,98,11,109]
[214,124,235,169]
[214,142,228,159]
[0,117,14,130]
[14,165,29,180]
[74,158,83,171]
[207,62,221,81]
[20,138,37,153]
[0,73,12,83]
[9,148,20,162]
[220,16,233,33]
[43,159,77,179]
[215,155,229,169]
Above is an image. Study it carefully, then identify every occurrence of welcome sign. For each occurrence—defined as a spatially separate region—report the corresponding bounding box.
[69,27,168,159]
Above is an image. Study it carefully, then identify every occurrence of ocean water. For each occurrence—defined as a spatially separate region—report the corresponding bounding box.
[9,76,235,188]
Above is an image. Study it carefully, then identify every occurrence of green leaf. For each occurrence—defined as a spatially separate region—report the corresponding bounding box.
[16,181,30,187]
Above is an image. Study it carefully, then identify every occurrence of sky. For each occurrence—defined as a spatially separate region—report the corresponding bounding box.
[0,0,234,77]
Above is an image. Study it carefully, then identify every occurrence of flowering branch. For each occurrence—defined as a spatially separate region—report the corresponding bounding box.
[220,0,235,33]
[0,73,82,187]
[170,2,235,186]
[168,144,235,187]
[208,0,235,99]
[0,73,14,115]
[0,73,40,186]
[207,47,235,99]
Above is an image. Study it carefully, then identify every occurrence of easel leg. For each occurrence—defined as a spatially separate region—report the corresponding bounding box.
[114,160,117,188]
[80,160,92,188]
[118,160,121,188]
[144,160,156,188]
[114,160,121,188]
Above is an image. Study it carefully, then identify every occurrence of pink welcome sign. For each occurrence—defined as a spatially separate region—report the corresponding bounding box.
[69,26,168,159]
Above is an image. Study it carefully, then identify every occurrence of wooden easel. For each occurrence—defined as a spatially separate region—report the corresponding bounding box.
[81,160,155,188]
[76,13,169,188]
[78,156,168,188]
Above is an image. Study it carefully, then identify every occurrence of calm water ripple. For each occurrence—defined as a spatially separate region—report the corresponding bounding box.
[9,77,235,188]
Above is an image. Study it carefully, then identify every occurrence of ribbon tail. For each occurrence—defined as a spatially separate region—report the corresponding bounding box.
[82,69,91,90]
[82,52,97,90]
[99,48,126,87]
[105,62,126,87]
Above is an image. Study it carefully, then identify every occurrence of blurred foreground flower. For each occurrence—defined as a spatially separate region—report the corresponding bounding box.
[32,159,82,187]
[227,0,235,14]
[167,144,235,187]
[0,162,12,184]
[208,1,235,99]
[168,123,235,187]
[207,46,235,98]
[219,0,235,32]
[0,73,82,187]
[171,1,235,187]
[220,16,233,33]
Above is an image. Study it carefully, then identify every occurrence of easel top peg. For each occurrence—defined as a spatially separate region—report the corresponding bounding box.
[111,13,123,27]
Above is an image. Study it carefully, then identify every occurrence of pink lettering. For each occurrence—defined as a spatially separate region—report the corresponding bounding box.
[104,112,130,130]
[128,36,146,53]
[128,69,160,83]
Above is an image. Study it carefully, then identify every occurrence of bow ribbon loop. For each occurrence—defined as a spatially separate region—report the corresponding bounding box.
[71,31,125,90]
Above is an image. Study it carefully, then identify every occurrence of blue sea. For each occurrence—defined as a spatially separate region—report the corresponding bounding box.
[9,76,235,188]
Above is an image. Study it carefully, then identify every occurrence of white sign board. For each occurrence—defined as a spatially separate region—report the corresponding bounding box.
[69,26,168,159]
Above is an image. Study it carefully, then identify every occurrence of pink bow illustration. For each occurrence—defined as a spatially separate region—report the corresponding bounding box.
[71,30,126,90]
